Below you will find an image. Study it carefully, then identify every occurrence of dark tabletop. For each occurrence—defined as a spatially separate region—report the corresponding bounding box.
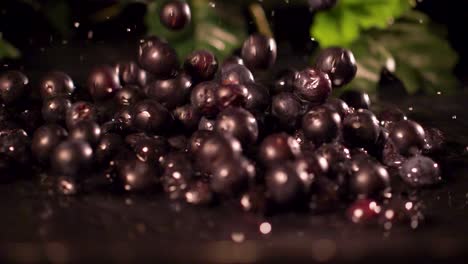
[1,43,468,263]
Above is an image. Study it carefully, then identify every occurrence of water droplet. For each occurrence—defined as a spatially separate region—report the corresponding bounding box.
[452,115,457,120]
[437,91,442,95]
[74,22,80,28]
[259,222,272,234]
[87,31,94,39]
[126,28,131,32]
[208,2,216,8]
[231,232,245,243]
[408,107,413,111]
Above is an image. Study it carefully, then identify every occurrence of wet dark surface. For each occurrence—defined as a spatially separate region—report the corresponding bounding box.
[1,44,468,263]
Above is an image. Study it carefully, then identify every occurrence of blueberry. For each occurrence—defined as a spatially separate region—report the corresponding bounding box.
[39,71,75,99]
[173,104,201,131]
[31,124,68,165]
[0,71,29,105]
[400,155,441,187]
[348,158,390,199]
[271,92,301,129]
[314,47,357,87]
[241,34,277,70]
[211,158,248,196]
[219,63,254,85]
[138,38,179,79]
[131,99,172,134]
[113,85,143,108]
[378,106,407,129]
[302,106,341,145]
[184,50,218,82]
[195,133,242,174]
[51,139,93,176]
[293,68,332,105]
[258,133,301,167]
[159,0,191,30]
[266,163,304,206]
[146,73,193,110]
[87,65,121,101]
[69,121,102,145]
[117,158,158,192]
[188,130,214,155]
[215,107,259,146]
[389,120,426,156]
[215,83,249,110]
[190,81,218,118]
[339,90,370,110]
[0,129,31,164]
[114,61,148,87]
[342,109,380,149]
[66,101,98,129]
[323,97,352,119]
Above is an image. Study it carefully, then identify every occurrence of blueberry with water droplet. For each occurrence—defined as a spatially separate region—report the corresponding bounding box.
[400,155,441,187]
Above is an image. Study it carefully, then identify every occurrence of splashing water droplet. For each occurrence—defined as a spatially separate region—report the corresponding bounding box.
[74,22,80,28]
[208,2,216,8]
[452,115,457,120]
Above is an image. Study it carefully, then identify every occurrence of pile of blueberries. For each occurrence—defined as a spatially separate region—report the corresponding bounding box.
[0,0,445,225]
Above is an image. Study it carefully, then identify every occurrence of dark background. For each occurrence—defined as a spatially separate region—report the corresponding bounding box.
[0,0,468,85]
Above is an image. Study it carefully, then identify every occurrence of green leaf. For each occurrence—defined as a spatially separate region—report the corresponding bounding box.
[311,0,412,47]
[0,39,20,59]
[346,11,458,95]
[145,0,247,61]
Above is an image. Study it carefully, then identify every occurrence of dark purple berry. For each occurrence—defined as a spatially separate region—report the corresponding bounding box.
[271,92,301,128]
[190,81,218,117]
[184,50,218,81]
[69,121,101,145]
[196,133,242,174]
[244,83,269,113]
[146,74,192,110]
[42,96,71,125]
[66,101,97,129]
[349,159,390,199]
[188,130,213,155]
[342,109,380,149]
[389,120,426,156]
[302,106,341,145]
[131,99,172,134]
[0,129,31,164]
[173,104,201,131]
[117,158,158,192]
[293,154,329,190]
[266,163,304,206]
[95,133,124,165]
[219,63,254,85]
[39,71,75,99]
[258,133,301,166]
[185,180,214,205]
[423,127,445,154]
[0,71,29,105]
[215,107,258,146]
[51,140,93,176]
[222,55,244,67]
[87,66,121,101]
[138,38,179,79]
[215,84,249,110]
[293,68,332,105]
[31,125,68,164]
[272,69,296,94]
[314,47,357,87]
[132,136,169,164]
[198,117,215,131]
[113,85,143,108]
[324,97,352,119]
[159,0,191,30]
[340,90,370,110]
[211,158,248,196]
[400,155,441,187]
[114,61,148,87]
[241,34,277,70]
[378,106,407,129]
